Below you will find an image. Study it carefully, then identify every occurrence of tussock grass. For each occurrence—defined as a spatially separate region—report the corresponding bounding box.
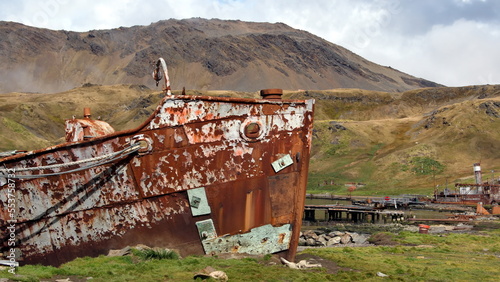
[133,248,179,260]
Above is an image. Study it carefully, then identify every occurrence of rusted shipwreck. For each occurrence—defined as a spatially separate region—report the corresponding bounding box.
[434,163,500,205]
[0,59,315,266]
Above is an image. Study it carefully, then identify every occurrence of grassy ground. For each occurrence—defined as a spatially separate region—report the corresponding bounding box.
[2,222,499,281]
[304,227,500,281]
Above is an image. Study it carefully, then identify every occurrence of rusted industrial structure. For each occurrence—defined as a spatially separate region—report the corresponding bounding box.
[434,163,500,205]
[0,58,315,266]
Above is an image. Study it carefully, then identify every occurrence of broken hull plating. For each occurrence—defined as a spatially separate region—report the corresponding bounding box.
[0,95,314,266]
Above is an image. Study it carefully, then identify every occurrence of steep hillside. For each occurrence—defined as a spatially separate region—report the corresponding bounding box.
[1,84,499,195]
[305,85,500,195]
[0,84,160,150]
[0,18,441,94]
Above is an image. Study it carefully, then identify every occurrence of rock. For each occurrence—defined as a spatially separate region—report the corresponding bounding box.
[107,246,131,257]
[328,122,347,132]
[306,238,316,246]
[340,233,352,244]
[298,237,307,246]
[303,230,318,240]
[328,231,344,237]
[480,102,500,118]
[326,236,341,246]
[351,233,369,244]
[300,230,370,246]
[316,236,328,246]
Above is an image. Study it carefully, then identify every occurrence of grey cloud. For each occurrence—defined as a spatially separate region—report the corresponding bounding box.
[388,0,500,35]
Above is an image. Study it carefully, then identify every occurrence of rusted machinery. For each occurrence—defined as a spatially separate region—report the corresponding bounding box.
[434,163,500,205]
[0,58,315,266]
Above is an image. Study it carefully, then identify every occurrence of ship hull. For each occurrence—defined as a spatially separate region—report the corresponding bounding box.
[0,94,314,266]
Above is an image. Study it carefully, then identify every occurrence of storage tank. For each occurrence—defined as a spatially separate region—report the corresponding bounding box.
[474,163,483,193]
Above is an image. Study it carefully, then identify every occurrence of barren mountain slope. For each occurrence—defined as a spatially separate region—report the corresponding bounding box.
[0,18,441,94]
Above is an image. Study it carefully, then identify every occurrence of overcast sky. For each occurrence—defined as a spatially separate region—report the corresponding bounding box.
[1,0,499,87]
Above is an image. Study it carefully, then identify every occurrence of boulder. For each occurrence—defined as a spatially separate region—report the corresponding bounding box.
[303,230,319,240]
[351,233,369,244]
[300,230,369,246]
[328,231,344,237]
[340,233,352,244]
[326,236,341,246]
[306,238,316,246]
[298,237,307,246]
[316,236,328,246]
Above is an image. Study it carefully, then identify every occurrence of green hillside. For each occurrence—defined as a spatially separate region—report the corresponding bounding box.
[1,84,499,196]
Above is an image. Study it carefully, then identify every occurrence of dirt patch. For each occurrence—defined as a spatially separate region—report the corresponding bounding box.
[215,252,354,274]
[294,253,354,274]
[367,232,398,245]
[472,221,500,231]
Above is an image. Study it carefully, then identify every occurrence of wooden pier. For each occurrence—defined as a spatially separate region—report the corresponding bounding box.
[304,204,405,223]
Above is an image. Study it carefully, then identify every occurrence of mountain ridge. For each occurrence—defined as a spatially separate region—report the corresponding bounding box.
[0,18,442,94]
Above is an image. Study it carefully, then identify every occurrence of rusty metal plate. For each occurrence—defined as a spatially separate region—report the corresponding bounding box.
[268,173,300,219]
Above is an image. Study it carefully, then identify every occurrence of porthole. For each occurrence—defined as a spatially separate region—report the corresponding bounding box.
[240,118,266,142]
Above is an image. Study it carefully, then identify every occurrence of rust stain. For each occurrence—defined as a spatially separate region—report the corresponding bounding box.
[65,108,115,142]
[278,233,286,244]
